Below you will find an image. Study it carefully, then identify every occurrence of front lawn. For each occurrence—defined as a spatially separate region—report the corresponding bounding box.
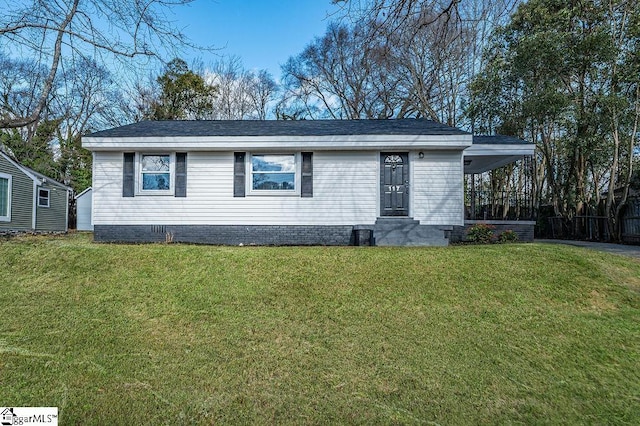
[1,234,638,424]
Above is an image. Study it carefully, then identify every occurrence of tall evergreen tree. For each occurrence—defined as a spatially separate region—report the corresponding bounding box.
[148,58,217,120]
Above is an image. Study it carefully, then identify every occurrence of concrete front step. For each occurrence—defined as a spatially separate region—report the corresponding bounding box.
[374,218,451,246]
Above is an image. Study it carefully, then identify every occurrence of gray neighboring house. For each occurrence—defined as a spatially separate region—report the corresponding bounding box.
[0,150,71,233]
[83,119,535,246]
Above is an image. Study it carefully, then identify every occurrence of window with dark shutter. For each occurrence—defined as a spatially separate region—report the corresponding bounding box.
[301,152,313,198]
[123,152,135,197]
[175,152,187,197]
[234,152,246,197]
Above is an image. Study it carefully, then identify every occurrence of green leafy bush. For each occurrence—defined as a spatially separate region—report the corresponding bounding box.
[466,223,495,244]
[498,229,519,243]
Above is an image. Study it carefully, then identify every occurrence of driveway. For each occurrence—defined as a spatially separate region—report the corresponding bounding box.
[537,239,640,259]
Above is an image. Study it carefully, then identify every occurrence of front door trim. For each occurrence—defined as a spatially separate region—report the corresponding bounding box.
[380,152,409,216]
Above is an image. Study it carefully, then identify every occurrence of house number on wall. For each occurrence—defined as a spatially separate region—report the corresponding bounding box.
[388,185,404,191]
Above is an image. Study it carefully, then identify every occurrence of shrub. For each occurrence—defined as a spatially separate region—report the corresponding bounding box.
[498,229,519,243]
[466,223,495,244]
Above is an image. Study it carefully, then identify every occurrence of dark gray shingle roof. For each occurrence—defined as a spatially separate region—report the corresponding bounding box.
[87,119,470,138]
[472,135,531,145]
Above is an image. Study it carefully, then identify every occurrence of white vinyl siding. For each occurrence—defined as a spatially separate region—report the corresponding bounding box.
[92,151,378,226]
[412,151,464,226]
[76,189,93,231]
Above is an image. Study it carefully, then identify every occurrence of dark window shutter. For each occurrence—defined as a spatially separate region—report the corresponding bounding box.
[301,152,313,198]
[175,152,187,197]
[123,152,135,197]
[234,152,246,197]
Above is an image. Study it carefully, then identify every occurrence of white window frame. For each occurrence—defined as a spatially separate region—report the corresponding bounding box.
[136,153,175,196]
[0,173,11,222]
[37,187,50,208]
[247,153,300,196]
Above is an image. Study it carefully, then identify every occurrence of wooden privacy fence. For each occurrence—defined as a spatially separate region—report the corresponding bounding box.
[547,216,610,241]
[547,213,640,243]
[620,197,640,243]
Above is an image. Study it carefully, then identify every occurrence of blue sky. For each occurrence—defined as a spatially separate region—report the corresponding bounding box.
[172,0,341,78]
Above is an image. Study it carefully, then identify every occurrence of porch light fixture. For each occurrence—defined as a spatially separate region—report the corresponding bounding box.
[418,151,424,159]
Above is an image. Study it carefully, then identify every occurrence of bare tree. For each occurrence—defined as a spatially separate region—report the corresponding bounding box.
[246,70,278,120]
[205,56,277,120]
[53,58,129,135]
[332,0,464,34]
[280,1,520,122]
[279,22,403,119]
[0,0,202,129]
[0,53,52,140]
[126,75,162,123]
[206,56,253,120]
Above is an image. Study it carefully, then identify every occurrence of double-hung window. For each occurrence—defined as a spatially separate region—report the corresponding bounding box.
[0,173,11,221]
[123,152,186,197]
[37,188,50,207]
[250,154,297,193]
[139,154,173,194]
[234,152,312,198]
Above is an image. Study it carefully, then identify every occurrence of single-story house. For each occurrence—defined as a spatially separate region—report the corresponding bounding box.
[75,187,93,231]
[0,150,71,233]
[82,119,535,246]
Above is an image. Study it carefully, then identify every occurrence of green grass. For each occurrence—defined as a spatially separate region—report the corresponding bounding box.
[1,234,639,424]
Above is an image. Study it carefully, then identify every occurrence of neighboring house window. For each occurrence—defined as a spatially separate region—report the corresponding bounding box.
[0,173,11,221]
[250,154,297,192]
[37,188,50,208]
[139,154,173,194]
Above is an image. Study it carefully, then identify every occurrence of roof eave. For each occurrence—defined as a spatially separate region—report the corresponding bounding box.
[82,134,474,151]
[464,143,535,156]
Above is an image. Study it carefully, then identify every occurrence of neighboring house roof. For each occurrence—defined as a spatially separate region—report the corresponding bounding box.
[0,150,71,191]
[87,119,471,138]
[74,187,92,199]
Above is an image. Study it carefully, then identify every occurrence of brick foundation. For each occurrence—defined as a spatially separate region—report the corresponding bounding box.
[451,220,535,243]
[94,224,358,246]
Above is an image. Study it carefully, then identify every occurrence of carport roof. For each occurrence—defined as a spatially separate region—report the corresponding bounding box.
[465,135,535,174]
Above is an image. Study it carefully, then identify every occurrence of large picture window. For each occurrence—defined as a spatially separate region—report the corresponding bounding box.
[139,154,172,193]
[251,154,296,191]
[0,173,10,221]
